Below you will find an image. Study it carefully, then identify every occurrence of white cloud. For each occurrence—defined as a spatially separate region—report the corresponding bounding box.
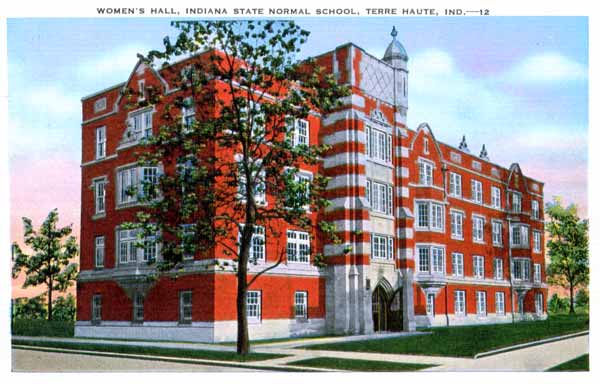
[76,44,151,81]
[504,53,587,84]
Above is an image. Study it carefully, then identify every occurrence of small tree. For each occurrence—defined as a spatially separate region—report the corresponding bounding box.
[546,198,589,315]
[12,209,79,321]
[130,20,347,355]
[575,289,589,312]
[52,293,77,321]
[13,295,48,320]
[547,293,568,314]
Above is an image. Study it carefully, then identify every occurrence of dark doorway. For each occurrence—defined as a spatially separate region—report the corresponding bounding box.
[372,285,388,332]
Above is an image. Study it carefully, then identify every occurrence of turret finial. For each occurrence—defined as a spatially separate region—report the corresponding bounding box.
[479,144,489,161]
[458,135,470,153]
[391,26,398,39]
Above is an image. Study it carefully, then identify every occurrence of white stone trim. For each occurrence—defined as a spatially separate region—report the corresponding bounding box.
[324,243,370,256]
[323,152,366,169]
[397,248,414,260]
[396,228,414,239]
[81,154,118,168]
[339,94,365,108]
[325,197,367,211]
[332,220,371,232]
[322,129,366,147]
[326,174,366,190]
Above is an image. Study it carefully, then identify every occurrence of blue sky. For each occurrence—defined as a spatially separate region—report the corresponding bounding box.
[7,17,589,256]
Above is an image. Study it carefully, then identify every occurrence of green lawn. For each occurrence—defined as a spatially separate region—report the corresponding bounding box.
[12,339,285,362]
[305,315,589,358]
[287,357,434,371]
[547,354,589,371]
[12,320,74,338]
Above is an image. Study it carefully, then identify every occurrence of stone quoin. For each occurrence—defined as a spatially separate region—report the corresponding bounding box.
[75,28,547,342]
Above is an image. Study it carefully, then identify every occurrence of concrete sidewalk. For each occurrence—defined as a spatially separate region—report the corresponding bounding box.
[12,332,589,372]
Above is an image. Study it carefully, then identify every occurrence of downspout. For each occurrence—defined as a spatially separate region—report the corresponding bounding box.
[507,191,515,324]
[445,285,450,326]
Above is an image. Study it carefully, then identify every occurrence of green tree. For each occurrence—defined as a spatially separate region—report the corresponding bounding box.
[547,293,568,314]
[130,20,347,355]
[575,289,589,312]
[12,295,48,320]
[546,198,589,315]
[12,209,79,321]
[52,293,77,321]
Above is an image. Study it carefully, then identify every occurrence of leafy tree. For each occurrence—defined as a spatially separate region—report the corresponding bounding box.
[12,295,48,320]
[546,198,589,315]
[130,20,348,355]
[547,293,569,314]
[575,289,589,311]
[52,293,77,321]
[12,209,79,321]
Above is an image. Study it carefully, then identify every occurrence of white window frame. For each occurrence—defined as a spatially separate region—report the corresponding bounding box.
[237,158,266,206]
[94,178,106,215]
[476,291,487,316]
[128,108,153,140]
[133,293,144,323]
[512,258,531,281]
[417,245,445,275]
[426,293,435,316]
[117,228,159,265]
[493,258,503,280]
[117,166,139,205]
[495,292,505,315]
[491,186,501,209]
[451,252,464,277]
[365,126,392,163]
[449,172,462,197]
[471,179,483,204]
[294,291,308,319]
[415,201,445,232]
[492,220,503,246]
[239,225,266,263]
[454,290,466,316]
[182,97,196,129]
[532,200,540,219]
[418,159,434,186]
[292,118,309,147]
[92,294,102,323]
[138,79,146,101]
[179,290,192,323]
[95,236,105,268]
[287,230,310,263]
[95,126,106,159]
[246,290,262,321]
[533,231,542,253]
[535,293,544,315]
[450,210,464,240]
[180,224,196,260]
[367,180,393,216]
[510,224,530,248]
[371,234,394,260]
[473,255,485,279]
[94,97,107,113]
[472,215,485,243]
[534,263,542,283]
[512,192,522,213]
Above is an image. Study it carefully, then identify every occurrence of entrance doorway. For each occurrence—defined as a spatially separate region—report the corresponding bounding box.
[372,284,404,332]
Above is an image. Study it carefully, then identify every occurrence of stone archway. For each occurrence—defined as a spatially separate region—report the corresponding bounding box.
[372,278,402,332]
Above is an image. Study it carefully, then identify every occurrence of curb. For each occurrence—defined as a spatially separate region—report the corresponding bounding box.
[473,331,589,359]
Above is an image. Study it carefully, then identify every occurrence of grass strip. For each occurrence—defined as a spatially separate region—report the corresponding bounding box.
[287,357,434,371]
[305,315,589,358]
[12,339,285,362]
[547,354,589,371]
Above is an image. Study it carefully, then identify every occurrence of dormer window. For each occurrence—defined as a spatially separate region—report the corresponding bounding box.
[418,159,434,186]
[128,108,153,141]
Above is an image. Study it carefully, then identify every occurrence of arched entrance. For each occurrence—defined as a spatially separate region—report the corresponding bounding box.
[372,280,404,332]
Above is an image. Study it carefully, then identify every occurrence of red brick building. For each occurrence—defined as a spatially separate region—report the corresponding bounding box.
[76,29,547,342]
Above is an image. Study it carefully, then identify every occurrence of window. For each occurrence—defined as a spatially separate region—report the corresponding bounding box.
[471,180,483,204]
[426,293,435,316]
[95,126,106,159]
[493,258,503,280]
[371,234,394,260]
[449,172,462,197]
[133,293,144,322]
[295,291,307,319]
[284,170,312,209]
[138,79,146,101]
[533,231,542,253]
[291,119,309,147]
[92,294,102,323]
[512,193,522,213]
[94,179,106,215]
[512,258,531,281]
[535,293,544,315]
[418,160,434,186]
[415,201,444,232]
[117,167,138,205]
[451,252,464,277]
[182,97,195,129]
[365,126,392,163]
[180,224,196,260]
[424,138,430,154]
[95,236,105,268]
[179,291,192,323]
[129,109,153,140]
[472,216,485,243]
[94,97,107,113]
[140,166,159,200]
[118,229,138,264]
[473,255,484,279]
[510,224,529,248]
[491,186,501,208]
[142,234,158,262]
[532,200,540,219]
[450,211,464,239]
[495,292,505,315]
[366,180,393,215]
[238,162,266,205]
[417,246,445,275]
[247,291,261,320]
[454,290,466,315]
[476,291,487,316]
[492,221,502,246]
[287,230,310,263]
[534,263,542,283]
[239,225,265,263]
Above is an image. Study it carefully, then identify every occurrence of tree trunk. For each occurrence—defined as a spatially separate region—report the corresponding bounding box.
[236,224,253,355]
[47,282,53,321]
[569,283,575,315]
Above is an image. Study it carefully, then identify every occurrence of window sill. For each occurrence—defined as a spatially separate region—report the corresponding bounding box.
[451,235,464,241]
[92,213,106,220]
[178,321,192,326]
[295,316,308,323]
[493,243,503,248]
[366,158,393,168]
[472,240,485,245]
